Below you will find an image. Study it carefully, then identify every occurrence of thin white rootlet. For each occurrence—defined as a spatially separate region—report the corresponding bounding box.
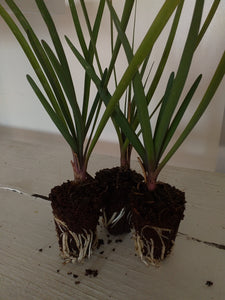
[54,216,97,263]
[103,207,126,228]
[134,226,172,266]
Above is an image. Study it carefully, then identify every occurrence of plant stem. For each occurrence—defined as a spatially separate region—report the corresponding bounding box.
[120,143,132,169]
[71,151,87,183]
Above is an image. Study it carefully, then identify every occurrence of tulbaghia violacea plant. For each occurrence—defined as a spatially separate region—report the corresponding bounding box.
[106,0,225,265]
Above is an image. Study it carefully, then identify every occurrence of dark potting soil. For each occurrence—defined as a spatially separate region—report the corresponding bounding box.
[49,179,102,256]
[131,182,185,261]
[95,167,143,235]
[50,179,102,234]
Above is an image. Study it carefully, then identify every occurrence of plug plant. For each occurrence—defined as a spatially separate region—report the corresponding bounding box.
[106,0,225,265]
[0,0,110,262]
[94,0,144,235]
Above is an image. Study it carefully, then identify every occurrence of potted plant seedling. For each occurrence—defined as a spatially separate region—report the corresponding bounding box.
[94,0,144,235]
[75,0,224,265]
[0,0,112,263]
[105,0,225,265]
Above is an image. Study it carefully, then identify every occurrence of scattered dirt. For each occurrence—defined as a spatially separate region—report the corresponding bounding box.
[205,281,213,287]
[85,269,98,277]
[115,239,122,243]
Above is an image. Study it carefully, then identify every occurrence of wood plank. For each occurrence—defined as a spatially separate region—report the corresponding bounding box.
[0,126,225,299]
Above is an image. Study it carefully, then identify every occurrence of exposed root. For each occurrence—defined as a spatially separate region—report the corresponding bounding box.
[103,207,125,229]
[126,210,132,226]
[54,217,97,263]
[133,225,172,266]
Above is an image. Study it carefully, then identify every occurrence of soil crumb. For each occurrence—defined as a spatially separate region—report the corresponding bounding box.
[205,281,213,287]
[97,239,104,249]
[115,239,122,243]
[85,269,98,277]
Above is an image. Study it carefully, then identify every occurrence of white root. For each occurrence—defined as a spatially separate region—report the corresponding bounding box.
[110,208,125,228]
[126,211,132,226]
[54,216,97,263]
[133,225,172,266]
[103,207,126,228]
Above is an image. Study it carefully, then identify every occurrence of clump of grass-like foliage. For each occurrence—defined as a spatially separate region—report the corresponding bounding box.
[1,0,223,192]
[76,0,225,190]
[0,0,182,184]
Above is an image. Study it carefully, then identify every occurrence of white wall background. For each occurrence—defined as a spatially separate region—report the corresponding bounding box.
[0,0,224,171]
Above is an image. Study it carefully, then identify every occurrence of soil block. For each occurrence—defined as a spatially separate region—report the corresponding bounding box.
[130,182,185,266]
[49,179,102,262]
[95,167,143,235]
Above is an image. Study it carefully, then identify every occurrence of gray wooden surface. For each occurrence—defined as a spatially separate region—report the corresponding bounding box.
[0,126,225,300]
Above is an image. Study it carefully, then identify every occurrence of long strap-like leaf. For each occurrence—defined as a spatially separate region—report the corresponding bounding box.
[146,0,184,105]
[27,75,76,151]
[87,0,181,161]
[5,0,76,138]
[65,36,146,159]
[158,51,225,173]
[34,0,84,156]
[159,74,202,159]
[153,0,204,160]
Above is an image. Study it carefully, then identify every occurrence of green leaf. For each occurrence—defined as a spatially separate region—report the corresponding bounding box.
[153,0,204,160]
[0,3,67,127]
[87,0,181,161]
[68,0,88,58]
[159,74,202,159]
[153,72,175,162]
[158,51,225,173]
[66,37,146,160]
[79,0,105,122]
[146,0,184,104]
[27,75,77,152]
[26,30,76,137]
[107,0,155,168]
[34,0,85,154]
[196,0,221,48]
[106,0,135,83]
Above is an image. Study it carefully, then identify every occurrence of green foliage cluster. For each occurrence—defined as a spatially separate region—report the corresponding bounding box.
[0,0,224,190]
